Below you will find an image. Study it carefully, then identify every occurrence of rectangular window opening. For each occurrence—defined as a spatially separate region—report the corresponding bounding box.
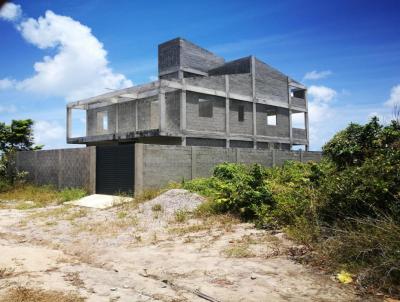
[97,111,108,131]
[266,110,277,126]
[199,98,213,118]
[238,105,244,122]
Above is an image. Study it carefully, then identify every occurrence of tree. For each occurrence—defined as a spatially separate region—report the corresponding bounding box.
[0,119,43,184]
[0,119,43,154]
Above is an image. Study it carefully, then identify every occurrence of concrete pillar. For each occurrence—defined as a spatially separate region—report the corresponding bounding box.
[89,146,96,194]
[134,143,144,195]
[251,56,257,149]
[135,101,138,131]
[180,81,187,133]
[225,75,230,145]
[191,146,197,179]
[66,107,72,139]
[159,89,166,133]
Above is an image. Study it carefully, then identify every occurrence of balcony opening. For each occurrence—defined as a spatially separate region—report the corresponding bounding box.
[266,110,277,126]
[238,105,244,122]
[199,98,213,118]
[292,112,305,129]
[290,88,306,99]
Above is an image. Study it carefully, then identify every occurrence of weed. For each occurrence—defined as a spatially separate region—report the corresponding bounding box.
[223,243,254,258]
[151,203,162,212]
[174,209,189,223]
[0,286,84,302]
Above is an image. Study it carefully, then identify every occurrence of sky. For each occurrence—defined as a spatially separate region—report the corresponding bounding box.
[0,0,399,150]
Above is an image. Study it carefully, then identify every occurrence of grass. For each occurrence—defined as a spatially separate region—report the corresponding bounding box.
[73,214,139,236]
[151,203,162,212]
[169,214,239,235]
[0,184,87,209]
[223,243,254,258]
[0,286,85,302]
[174,209,189,223]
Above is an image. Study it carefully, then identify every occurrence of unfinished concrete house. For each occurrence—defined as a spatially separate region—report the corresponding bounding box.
[17,38,317,195]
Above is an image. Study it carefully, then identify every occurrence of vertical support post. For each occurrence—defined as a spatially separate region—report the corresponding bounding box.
[288,78,293,150]
[191,146,196,179]
[115,103,119,135]
[57,149,62,190]
[251,56,257,149]
[135,101,139,131]
[134,143,144,195]
[180,79,187,146]
[305,88,310,151]
[66,107,72,140]
[159,88,166,133]
[225,75,230,148]
[89,146,96,194]
[272,149,276,167]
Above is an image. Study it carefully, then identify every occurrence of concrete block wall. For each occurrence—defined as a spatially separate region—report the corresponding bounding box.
[16,147,96,193]
[229,99,253,135]
[185,75,226,91]
[254,59,289,104]
[186,92,226,132]
[135,143,322,192]
[256,104,290,138]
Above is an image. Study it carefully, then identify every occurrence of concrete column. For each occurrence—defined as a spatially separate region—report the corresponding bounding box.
[135,101,139,131]
[159,89,166,133]
[225,75,230,145]
[251,56,257,149]
[180,80,187,138]
[191,146,196,179]
[305,88,310,151]
[89,146,96,194]
[115,103,119,135]
[66,107,72,139]
[134,143,144,195]
[288,78,293,150]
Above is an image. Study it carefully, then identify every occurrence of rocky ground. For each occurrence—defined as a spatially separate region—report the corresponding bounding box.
[0,189,372,301]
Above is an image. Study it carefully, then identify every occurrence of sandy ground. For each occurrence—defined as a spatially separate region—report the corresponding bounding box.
[0,189,372,301]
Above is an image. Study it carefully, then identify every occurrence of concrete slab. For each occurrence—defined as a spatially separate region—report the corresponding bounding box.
[67,194,133,209]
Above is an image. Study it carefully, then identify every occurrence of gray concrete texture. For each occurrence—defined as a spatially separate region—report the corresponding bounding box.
[16,147,95,193]
[135,143,322,192]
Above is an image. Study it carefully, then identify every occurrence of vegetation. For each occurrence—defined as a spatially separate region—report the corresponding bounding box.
[0,119,42,187]
[0,184,87,209]
[182,117,400,297]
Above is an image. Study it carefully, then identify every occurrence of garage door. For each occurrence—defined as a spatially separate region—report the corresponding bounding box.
[96,144,134,195]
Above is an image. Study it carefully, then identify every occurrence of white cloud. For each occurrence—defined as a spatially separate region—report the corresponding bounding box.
[0,2,22,21]
[384,84,400,107]
[0,78,16,90]
[308,85,337,103]
[149,75,158,81]
[0,104,17,113]
[303,70,332,81]
[11,10,132,101]
[34,120,65,147]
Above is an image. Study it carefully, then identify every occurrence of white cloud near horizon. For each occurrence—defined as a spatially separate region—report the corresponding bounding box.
[34,120,65,147]
[2,8,132,102]
[0,2,22,21]
[384,84,400,107]
[0,78,16,90]
[303,70,332,81]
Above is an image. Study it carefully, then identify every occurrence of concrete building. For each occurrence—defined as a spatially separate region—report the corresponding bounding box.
[67,37,309,151]
[17,38,317,195]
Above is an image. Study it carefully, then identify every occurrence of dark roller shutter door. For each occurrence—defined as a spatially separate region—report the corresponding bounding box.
[96,144,134,195]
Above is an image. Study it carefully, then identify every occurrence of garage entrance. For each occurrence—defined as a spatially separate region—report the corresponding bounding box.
[96,144,134,195]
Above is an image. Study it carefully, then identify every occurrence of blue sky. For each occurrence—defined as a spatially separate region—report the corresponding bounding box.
[0,0,399,150]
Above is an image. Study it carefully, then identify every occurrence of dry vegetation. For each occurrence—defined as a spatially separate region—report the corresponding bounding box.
[0,287,84,302]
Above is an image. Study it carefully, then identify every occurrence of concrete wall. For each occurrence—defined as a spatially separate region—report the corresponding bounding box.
[186,92,226,133]
[16,147,96,193]
[254,59,289,105]
[229,99,253,135]
[256,104,290,138]
[185,75,226,91]
[158,38,224,76]
[208,57,251,75]
[135,143,322,192]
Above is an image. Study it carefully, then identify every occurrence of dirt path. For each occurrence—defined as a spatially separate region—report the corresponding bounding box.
[0,190,368,301]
